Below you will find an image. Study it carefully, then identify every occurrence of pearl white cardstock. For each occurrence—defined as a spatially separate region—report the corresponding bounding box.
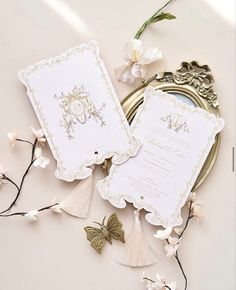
[97,87,224,227]
[19,40,140,182]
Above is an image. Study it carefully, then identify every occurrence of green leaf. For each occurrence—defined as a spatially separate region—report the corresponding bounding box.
[152,12,176,23]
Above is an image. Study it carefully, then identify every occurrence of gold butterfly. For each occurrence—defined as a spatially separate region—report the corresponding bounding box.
[84,213,125,254]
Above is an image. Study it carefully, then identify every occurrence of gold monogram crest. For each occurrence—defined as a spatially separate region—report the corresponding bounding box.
[54,85,106,139]
[160,113,190,134]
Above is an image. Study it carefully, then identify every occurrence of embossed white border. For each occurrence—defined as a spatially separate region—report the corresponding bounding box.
[97,87,225,227]
[19,40,141,182]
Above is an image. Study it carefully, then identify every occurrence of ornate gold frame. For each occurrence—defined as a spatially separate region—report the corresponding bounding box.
[120,61,221,191]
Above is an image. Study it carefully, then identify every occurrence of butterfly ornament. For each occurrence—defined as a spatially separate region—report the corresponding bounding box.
[84,213,125,254]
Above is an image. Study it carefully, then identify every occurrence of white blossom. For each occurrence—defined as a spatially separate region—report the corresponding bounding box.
[114,39,162,84]
[164,243,179,259]
[191,200,203,221]
[188,192,196,202]
[33,148,50,168]
[154,227,172,240]
[141,273,177,290]
[174,227,183,235]
[31,127,46,144]
[0,166,6,178]
[0,166,7,185]
[7,131,17,147]
[51,201,64,213]
[24,210,39,221]
[166,282,177,290]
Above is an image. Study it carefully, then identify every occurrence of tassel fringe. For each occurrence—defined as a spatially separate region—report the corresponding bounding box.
[53,166,95,219]
[116,210,157,267]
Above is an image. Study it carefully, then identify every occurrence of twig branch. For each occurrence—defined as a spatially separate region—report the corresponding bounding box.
[0,203,59,218]
[2,175,20,191]
[0,139,38,214]
[173,201,194,289]
[179,201,193,239]
[174,251,187,290]
[16,138,34,146]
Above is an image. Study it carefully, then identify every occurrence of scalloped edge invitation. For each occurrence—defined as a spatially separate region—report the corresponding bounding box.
[97,87,224,227]
[19,40,140,181]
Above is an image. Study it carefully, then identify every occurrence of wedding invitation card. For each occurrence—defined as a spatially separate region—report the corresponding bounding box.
[97,87,224,227]
[19,41,140,182]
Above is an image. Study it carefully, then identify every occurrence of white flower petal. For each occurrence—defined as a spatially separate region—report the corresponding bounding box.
[166,282,177,290]
[51,202,63,213]
[174,227,183,235]
[31,127,46,142]
[168,236,180,245]
[131,63,147,79]
[24,210,38,221]
[139,48,163,65]
[40,157,50,168]
[34,147,42,158]
[114,63,136,84]
[7,131,17,147]
[154,227,172,240]
[0,166,6,177]
[33,159,41,167]
[124,39,144,62]
[188,192,196,202]
[164,244,179,259]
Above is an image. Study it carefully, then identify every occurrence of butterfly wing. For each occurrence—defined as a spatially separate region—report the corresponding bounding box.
[106,213,125,243]
[84,226,106,254]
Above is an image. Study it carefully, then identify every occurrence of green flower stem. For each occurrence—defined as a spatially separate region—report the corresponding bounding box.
[134,0,175,39]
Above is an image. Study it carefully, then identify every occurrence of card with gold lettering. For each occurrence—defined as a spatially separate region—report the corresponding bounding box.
[97,87,224,227]
[19,41,140,181]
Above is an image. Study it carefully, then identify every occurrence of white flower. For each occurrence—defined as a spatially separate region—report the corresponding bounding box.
[164,243,179,259]
[142,273,177,290]
[166,282,177,290]
[188,192,196,202]
[31,127,46,143]
[191,200,203,221]
[0,166,6,178]
[33,147,50,168]
[0,166,7,186]
[154,227,172,240]
[7,131,17,147]
[24,210,38,221]
[164,235,180,258]
[114,39,162,84]
[51,201,64,213]
[174,227,183,236]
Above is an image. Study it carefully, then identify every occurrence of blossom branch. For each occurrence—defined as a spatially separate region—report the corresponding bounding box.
[153,193,202,290]
[0,128,48,214]
[171,200,194,290]
[141,275,175,290]
[1,175,20,191]
[16,138,34,146]
[0,140,37,214]
[0,203,59,220]
[174,252,187,290]
[134,0,176,39]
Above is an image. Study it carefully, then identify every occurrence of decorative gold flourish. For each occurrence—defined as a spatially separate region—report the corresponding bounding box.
[174,61,219,108]
[54,85,106,139]
[160,113,190,134]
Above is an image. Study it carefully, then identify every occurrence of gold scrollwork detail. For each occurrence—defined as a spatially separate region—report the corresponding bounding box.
[155,61,219,108]
[174,61,219,108]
